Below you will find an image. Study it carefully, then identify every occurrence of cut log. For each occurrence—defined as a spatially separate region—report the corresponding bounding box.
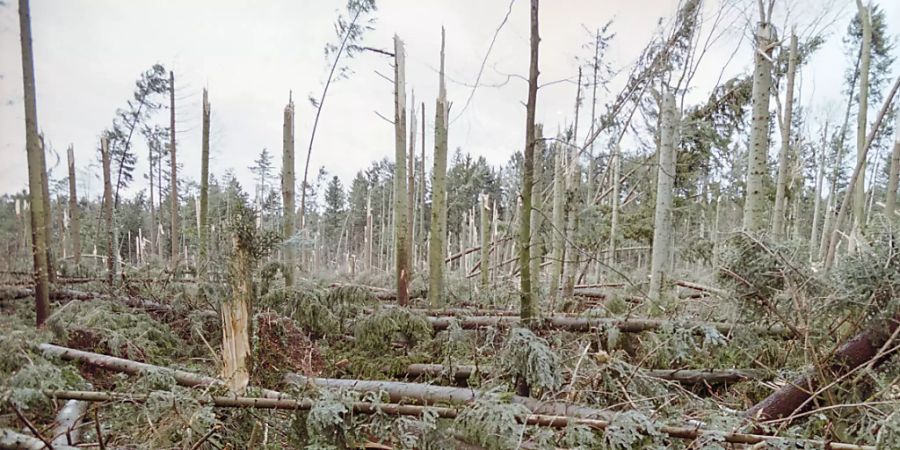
[674,280,726,296]
[40,390,874,450]
[51,399,87,446]
[286,374,610,419]
[1,428,79,450]
[38,343,285,399]
[427,316,790,337]
[745,313,900,422]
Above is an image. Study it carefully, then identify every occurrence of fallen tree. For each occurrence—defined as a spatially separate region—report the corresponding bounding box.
[51,399,88,446]
[38,389,875,449]
[404,363,770,385]
[427,315,791,337]
[0,287,99,301]
[1,428,79,450]
[745,312,900,422]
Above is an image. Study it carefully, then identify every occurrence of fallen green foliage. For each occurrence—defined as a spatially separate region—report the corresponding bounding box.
[353,307,432,355]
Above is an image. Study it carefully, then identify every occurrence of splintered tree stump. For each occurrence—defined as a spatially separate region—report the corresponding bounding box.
[745,312,900,422]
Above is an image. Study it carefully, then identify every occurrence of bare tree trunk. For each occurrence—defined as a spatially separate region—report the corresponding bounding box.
[852,0,872,235]
[429,29,449,308]
[520,0,540,322]
[67,145,81,267]
[282,95,295,286]
[408,93,416,276]
[607,144,620,266]
[101,138,114,286]
[562,147,580,298]
[169,70,179,265]
[418,102,426,270]
[199,89,211,278]
[772,33,797,238]
[393,36,410,307]
[810,124,827,261]
[529,127,544,293]
[885,95,900,216]
[38,136,54,283]
[649,90,677,304]
[480,194,490,291]
[549,143,565,297]
[19,0,50,326]
[223,234,252,393]
[742,22,775,233]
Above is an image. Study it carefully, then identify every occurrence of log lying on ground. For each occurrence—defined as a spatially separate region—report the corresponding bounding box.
[427,315,791,337]
[51,399,88,446]
[1,428,79,450]
[0,287,98,301]
[674,280,726,296]
[38,343,285,399]
[404,363,771,385]
[40,390,874,450]
[745,312,900,422]
[286,374,610,419]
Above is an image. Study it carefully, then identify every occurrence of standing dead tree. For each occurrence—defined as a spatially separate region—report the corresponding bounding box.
[429,28,449,308]
[282,95,296,286]
[101,138,115,286]
[67,145,81,267]
[169,70,179,265]
[519,0,540,322]
[393,36,410,306]
[648,89,678,304]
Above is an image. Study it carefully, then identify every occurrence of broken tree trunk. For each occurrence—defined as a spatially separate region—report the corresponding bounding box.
[199,88,211,279]
[427,315,790,337]
[428,28,449,308]
[223,233,253,393]
[746,311,900,422]
[101,137,115,286]
[393,35,410,307]
[286,374,609,419]
[649,89,677,304]
[38,390,873,450]
[51,399,87,446]
[2,428,78,450]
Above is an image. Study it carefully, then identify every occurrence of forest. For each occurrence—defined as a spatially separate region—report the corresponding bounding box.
[2,0,900,448]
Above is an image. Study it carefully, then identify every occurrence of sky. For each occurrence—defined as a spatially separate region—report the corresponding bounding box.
[0,0,897,201]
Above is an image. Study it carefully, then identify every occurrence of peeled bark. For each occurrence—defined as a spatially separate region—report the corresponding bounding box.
[746,312,900,423]
[19,0,50,327]
[199,89,211,278]
[519,0,540,322]
[394,36,410,307]
[428,29,449,308]
[101,138,115,286]
[169,70,179,264]
[282,95,295,286]
[742,22,775,232]
[772,34,797,237]
[885,106,900,216]
[649,90,677,303]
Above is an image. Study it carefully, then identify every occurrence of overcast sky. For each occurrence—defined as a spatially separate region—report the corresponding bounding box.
[1,0,897,200]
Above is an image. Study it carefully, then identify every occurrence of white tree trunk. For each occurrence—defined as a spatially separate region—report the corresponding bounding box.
[772,33,797,237]
[742,22,775,232]
[649,90,678,303]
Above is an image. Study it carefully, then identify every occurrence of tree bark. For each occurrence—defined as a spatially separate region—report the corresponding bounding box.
[408,93,417,275]
[607,144,620,267]
[742,22,775,232]
[19,0,50,326]
[51,399,87,446]
[810,124,827,261]
[169,70,179,265]
[649,90,677,303]
[772,33,797,237]
[480,194,491,291]
[562,145,580,298]
[101,138,115,286]
[852,0,872,234]
[885,105,900,216]
[394,36,410,307]
[429,29,449,308]
[2,428,79,450]
[222,234,252,393]
[66,145,81,267]
[282,95,295,286]
[199,89,211,279]
[519,0,540,322]
[550,143,565,297]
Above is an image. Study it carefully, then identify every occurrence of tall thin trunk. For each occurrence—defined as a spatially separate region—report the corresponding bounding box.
[428,29,449,308]
[408,93,416,277]
[199,89,211,278]
[562,145,580,297]
[393,36,410,307]
[885,107,900,216]
[810,124,828,261]
[585,30,600,204]
[282,95,295,285]
[649,90,678,304]
[853,0,872,233]
[67,145,81,266]
[772,33,797,237]
[549,143,565,297]
[519,0,540,322]
[528,127,543,292]
[101,138,115,286]
[169,70,179,265]
[418,102,426,270]
[607,144,620,266]
[742,22,775,232]
[149,142,156,258]
[480,194,490,291]
[19,0,50,325]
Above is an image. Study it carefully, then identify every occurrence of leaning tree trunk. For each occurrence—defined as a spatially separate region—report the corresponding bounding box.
[886,109,900,216]
[101,138,115,286]
[852,0,872,236]
[67,145,81,267]
[199,89,211,278]
[282,96,295,286]
[519,0,540,322]
[19,0,50,326]
[772,33,797,238]
[428,29,449,308]
[393,36,410,307]
[169,70,179,266]
[648,90,677,304]
[742,22,775,233]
